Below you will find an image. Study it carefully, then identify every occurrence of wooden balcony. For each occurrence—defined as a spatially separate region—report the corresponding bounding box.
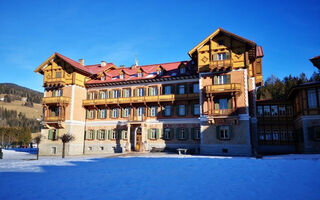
[42,96,70,105]
[82,93,199,106]
[43,115,65,122]
[205,84,241,94]
[208,109,236,116]
[209,59,232,70]
[44,78,66,87]
[127,115,144,122]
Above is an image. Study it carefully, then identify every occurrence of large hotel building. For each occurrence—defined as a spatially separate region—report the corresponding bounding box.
[35,28,320,156]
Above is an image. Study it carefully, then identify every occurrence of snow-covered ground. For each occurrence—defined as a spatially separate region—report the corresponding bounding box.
[0,150,320,200]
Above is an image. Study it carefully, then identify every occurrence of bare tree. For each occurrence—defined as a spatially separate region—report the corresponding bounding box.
[59,134,74,158]
[34,135,41,160]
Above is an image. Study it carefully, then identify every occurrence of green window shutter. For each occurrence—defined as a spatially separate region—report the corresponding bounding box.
[185,128,189,140]
[109,109,112,118]
[170,128,174,139]
[105,91,108,98]
[226,74,231,84]
[92,130,95,140]
[191,128,195,140]
[105,129,108,139]
[98,110,101,119]
[176,128,181,139]
[122,108,125,118]
[215,102,219,110]
[122,90,125,97]
[54,130,59,140]
[48,130,52,140]
[214,76,218,84]
[216,126,220,139]
[134,108,137,117]
[110,91,113,98]
[108,130,112,140]
[227,99,232,109]
[86,110,90,118]
[93,110,96,119]
[226,52,230,59]
[97,130,101,140]
[156,129,160,139]
[121,130,125,139]
[148,129,151,139]
[148,88,151,96]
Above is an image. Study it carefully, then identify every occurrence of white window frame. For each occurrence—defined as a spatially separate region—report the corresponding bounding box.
[114,90,120,98]
[138,88,144,97]
[120,74,124,79]
[100,109,106,118]
[138,107,144,116]
[164,128,171,139]
[219,126,230,140]
[100,130,105,140]
[151,129,157,139]
[150,106,157,117]
[123,89,131,97]
[124,107,130,117]
[150,87,158,96]
[112,108,119,118]
[111,130,116,140]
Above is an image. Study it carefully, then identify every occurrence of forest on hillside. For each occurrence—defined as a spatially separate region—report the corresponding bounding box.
[0,83,43,104]
[257,70,320,100]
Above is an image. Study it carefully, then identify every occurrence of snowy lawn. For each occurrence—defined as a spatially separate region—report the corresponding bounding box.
[0,150,320,200]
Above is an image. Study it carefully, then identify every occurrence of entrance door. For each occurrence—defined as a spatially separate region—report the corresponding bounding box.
[136,127,142,151]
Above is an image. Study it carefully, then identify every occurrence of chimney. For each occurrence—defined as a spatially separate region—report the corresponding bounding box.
[79,59,84,66]
[101,61,107,67]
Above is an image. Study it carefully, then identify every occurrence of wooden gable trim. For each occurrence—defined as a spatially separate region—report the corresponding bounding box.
[34,53,56,74]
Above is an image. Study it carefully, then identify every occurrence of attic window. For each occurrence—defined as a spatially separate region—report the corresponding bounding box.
[218,40,224,46]
[179,67,186,74]
[138,72,143,78]
[157,70,163,76]
[101,76,106,81]
[120,74,125,79]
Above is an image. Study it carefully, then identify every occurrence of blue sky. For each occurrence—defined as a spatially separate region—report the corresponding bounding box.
[0,0,319,92]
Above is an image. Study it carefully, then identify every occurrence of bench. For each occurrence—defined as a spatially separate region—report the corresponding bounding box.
[177,148,188,155]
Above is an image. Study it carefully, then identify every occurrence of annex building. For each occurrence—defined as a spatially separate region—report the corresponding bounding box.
[34,28,320,156]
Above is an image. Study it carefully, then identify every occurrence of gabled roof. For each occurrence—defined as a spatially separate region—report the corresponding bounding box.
[86,61,196,85]
[310,55,320,69]
[34,52,115,76]
[188,27,256,57]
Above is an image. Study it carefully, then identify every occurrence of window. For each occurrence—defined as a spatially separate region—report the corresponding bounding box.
[219,99,228,110]
[271,105,278,116]
[138,88,144,97]
[218,126,230,140]
[164,128,171,140]
[150,106,157,117]
[258,130,264,141]
[149,87,158,96]
[55,71,61,78]
[308,89,317,109]
[180,128,186,139]
[123,107,130,117]
[213,75,230,85]
[280,130,287,141]
[121,130,128,140]
[157,70,163,76]
[87,109,95,119]
[138,107,144,116]
[151,129,157,139]
[123,89,131,98]
[273,130,279,141]
[193,104,200,115]
[287,130,294,141]
[51,147,57,154]
[100,146,104,151]
[286,106,293,116]
[265,130,271,140]
[264,106,270,117]
[112,108,119,118]
[164,105,172,116]
[98,109,106,119]
[179,67,186,74]
[279,106,286,116]
[192,83,199,93]
[101,76,106,81]
[88,92,95,100]
[213,52,230,61]
[110,130,116,140]
[257,106,263,117]
[48,129,58,140]
[178,105,186,116]
[88,130,94,140]
[114,90,120,98]
[99,130,106,140]
[88,146,93,151]
[178,85,185,94]
[52,89,63,97]
[50,107,60,117]
[164,85,172,94]
[194,128,200,139]
[99,91,106,99]
[138,72,143,77]
[120,74,124,79]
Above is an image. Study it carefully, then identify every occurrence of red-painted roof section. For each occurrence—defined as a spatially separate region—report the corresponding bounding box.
[86,61,196,85]
[54,52,114,75]
[256,46,264,57]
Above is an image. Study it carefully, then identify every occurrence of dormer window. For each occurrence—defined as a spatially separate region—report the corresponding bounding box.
[120,74,124,79]
[138,72,143,78]
[179,67,186,74]
[101,76,106,81]
[157,70,163,76]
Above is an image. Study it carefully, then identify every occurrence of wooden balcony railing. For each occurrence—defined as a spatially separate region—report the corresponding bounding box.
[43,115,65,122]
[44,78,66,86]
[42,96,70,105]
[205,84,241,94]
[82,93,199,106]
[209,59,232,69]
[206,108,236,116]
[127,115,144,122]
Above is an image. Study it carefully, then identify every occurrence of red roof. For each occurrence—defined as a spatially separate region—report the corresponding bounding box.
[86,61,196,85]
[55,52,115,75]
